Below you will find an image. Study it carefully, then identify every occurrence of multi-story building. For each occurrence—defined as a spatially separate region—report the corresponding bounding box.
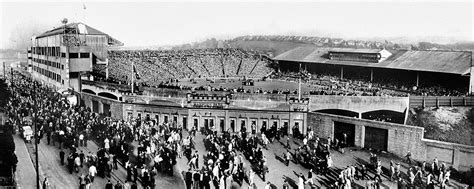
[28,22,122,91]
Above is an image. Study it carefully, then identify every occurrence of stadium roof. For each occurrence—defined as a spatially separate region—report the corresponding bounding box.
[328,48,384,54]
[274,47,472,75]
[36,22,123,46]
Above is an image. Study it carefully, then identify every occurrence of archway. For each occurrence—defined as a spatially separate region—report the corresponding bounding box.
[98,92,118,100]
[314,109,359,118]
[361,110,405,124]
[81,89,96,95]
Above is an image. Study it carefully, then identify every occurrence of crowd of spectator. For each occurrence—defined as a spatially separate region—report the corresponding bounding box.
[94,48,273,87]
[91,46,468,97]
[273,72,468,97]
[6,73,186,189]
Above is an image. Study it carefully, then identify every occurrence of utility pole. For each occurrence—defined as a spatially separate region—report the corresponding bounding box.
[3,62,5,79]
[131,58,134,94]
[33,81,39,189]
[11,67,13,88]
[298,63,302,101]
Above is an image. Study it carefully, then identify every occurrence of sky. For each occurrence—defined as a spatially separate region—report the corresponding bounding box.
[0,0,473,49]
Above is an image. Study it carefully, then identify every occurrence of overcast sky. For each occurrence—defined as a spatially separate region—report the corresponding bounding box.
[0,0,473,48]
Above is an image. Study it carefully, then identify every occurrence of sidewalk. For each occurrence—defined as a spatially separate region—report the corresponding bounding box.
[13,134,37,189]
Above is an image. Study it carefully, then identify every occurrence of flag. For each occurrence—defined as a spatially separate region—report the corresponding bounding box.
[83,3,87,10]
[133,65,140,80]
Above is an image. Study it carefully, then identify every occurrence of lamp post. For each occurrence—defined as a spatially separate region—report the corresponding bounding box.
[33,81,39,189]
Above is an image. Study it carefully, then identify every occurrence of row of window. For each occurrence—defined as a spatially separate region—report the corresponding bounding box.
[32,46,61,57]
[330,57,379,63]
[131,112,294,132]
[33,66,63,84]
[32,58,64,70]
[31,46,90,59]
[69,52,90,58]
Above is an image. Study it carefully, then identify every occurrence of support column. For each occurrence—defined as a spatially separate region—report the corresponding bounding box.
[225,110,229,132]
[404,107,409,125]
[340,66,344,80]
[370,68,373,82]
[469,67,474,95]
[360,125,365,148]
[358,112,362,119]
[355,125,365,148]
[99,101,103,114]
[452,148,461,170]
[416,72,420,87]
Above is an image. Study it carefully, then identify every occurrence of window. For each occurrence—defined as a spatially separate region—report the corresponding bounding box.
[69,53,79,58]
[80,53,90,58]
[61,53,66,58]
[69,72,79,78]
[155,115,159,124]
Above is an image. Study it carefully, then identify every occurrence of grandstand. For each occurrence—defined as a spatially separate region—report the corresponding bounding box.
[275,47,473,96]
[95,48,274,87]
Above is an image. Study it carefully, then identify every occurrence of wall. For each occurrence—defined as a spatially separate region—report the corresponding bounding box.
[423,139,474,171]
[307,112,426,161]
[80,90,474,171]
[409,96,474,107]
[308,95,409,114]
[122,102,306,135]
[81,93,123,119]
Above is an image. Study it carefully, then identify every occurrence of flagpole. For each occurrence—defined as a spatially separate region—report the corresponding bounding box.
[131,59,134,94]
[298,63,302,101]
[298,77,301,101]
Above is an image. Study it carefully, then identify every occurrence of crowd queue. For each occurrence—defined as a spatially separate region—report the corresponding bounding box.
[6,73,454,189]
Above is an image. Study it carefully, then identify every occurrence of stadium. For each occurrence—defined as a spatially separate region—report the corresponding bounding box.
[20,22,474,188]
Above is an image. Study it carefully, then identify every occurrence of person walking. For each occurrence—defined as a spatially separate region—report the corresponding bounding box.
[105,180,113,189]
[88,164,97,182]
[59,149,65,165]
[42,177,50,189]
[406,151,412,165]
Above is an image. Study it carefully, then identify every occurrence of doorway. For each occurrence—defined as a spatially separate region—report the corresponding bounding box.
[364,126,388,151]
[333,121,355,147]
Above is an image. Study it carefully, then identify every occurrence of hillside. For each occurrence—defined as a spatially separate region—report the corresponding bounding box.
[167,35,474,58]
[407,107,474,145]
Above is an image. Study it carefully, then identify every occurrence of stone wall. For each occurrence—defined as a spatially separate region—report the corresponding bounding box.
[423,139,474,171]
[81,93,123,119]
[307,112,426,161]
[308,95,409,114]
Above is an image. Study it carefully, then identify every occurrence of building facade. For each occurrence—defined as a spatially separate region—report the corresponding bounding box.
[28,22,122,91]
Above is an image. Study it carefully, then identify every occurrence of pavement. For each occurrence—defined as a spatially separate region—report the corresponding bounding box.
[175,131,469,189]
[13,134,37,189]
[14,130,468,189]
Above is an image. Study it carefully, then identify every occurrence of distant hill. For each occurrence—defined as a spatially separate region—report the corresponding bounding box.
[166,35,474,57]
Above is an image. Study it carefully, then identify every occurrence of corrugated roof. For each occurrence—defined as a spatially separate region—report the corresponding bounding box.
[37,23,105,38]
[329,48,383,54]
[36,22,123,46]
[274,46,472,75]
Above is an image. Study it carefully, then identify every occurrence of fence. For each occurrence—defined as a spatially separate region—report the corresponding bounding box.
[409,96,474,107]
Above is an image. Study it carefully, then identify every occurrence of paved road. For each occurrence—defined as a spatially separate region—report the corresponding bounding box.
[16,130,467,189]
[129,141,186,189]
[23,136,127,189]
[175,132,468,189]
